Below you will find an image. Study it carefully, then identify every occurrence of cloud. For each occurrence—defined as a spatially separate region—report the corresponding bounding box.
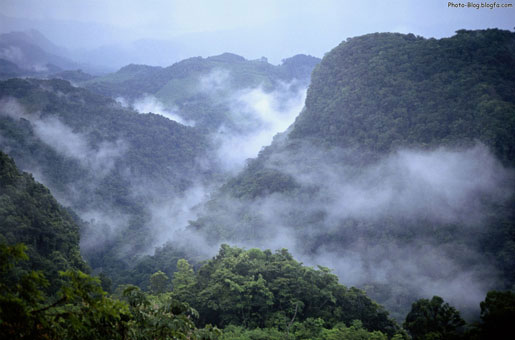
[199,68,307,172]
[191,141,513,317]
[79,209,130,254]
[307,240,496,319]
[198,68,231,93]
[0,46,25,65]
[115,96,129,108]
[132,94,195,126]
[0,97,31,119]
[268,143,512,226]
[0,96,131,254]
[148,185,206,232]
[32,116,126,176]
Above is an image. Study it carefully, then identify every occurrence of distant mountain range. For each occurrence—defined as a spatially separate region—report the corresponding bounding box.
[0,13,325,69]
[83,52,320,131]
[0,30,78,75]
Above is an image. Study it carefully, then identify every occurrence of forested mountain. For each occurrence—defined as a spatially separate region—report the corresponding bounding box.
[0,77,212,205]
[83,53,320,130]
[291,29,514,163]
[189,29,515,320]
[0,77,215,286]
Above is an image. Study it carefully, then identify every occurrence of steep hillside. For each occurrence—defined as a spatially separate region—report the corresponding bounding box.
[290,29,515,163]
[190,29,515,320]
[0,151,87,292]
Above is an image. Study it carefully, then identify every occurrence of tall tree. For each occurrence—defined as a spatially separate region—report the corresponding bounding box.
[477,291,515,339]
[404,296,465,340]
[149,270,170,295]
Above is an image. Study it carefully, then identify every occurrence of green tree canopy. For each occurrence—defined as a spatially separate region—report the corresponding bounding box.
[404,296,465,340]
[476,290,515,339]
[172,245,399,336]
[149,270,170,295]
[0,151,87,293]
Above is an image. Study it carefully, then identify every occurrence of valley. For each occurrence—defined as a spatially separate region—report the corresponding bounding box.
[0,20,514,340]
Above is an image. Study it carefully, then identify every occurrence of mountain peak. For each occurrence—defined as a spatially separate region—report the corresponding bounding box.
[206,52,246,63]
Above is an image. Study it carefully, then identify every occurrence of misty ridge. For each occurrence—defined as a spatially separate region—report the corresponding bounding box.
[0,96,126,177]
[121,95,195,127]
[0,17,514,338]
[114,67,308,173]
[0,63,311,259]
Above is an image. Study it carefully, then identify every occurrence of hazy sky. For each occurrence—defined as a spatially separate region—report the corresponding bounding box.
[1,0,513,63]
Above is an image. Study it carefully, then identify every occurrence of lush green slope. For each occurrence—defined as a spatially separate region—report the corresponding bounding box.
[0,151,87,291]
[291,29,515,164]
[189,29,515,320]
[0,242,222,339]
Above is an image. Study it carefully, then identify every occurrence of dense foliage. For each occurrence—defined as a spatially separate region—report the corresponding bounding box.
[3,241,512,339]
[474,291,515,339]
[403,296,465,340]
[0,151,87,292]
[291,29,515,165]
[171,245,400,336]
[0,243,221,340]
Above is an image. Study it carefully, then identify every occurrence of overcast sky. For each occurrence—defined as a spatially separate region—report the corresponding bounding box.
[1,0,513,64]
